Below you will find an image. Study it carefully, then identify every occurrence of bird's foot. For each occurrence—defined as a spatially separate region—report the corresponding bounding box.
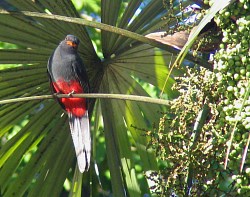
[53,92,60,98]
[68,90,75,97]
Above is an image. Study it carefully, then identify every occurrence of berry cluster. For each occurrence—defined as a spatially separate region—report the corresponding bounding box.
[213,0,250,194]
[214,1,249,125]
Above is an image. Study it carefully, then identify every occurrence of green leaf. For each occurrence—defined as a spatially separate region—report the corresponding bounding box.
[0,0,198,196]
[69,166,83,197]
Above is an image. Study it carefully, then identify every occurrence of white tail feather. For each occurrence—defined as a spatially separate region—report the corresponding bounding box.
[68,112,91,173]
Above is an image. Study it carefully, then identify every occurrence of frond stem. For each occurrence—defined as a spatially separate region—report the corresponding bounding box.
[0,93,171,106]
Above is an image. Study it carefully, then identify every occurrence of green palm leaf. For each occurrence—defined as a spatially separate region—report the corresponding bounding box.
[0,0,202,196]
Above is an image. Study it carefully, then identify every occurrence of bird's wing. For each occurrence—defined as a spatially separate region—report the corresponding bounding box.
[72,56,90,106]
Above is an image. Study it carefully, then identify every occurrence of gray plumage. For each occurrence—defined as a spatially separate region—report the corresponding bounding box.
[47,35,91,173]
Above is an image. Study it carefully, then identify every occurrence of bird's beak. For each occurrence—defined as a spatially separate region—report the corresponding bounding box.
[66,40,78,48]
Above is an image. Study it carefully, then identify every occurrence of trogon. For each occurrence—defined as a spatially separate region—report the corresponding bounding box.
[47,35,90,173]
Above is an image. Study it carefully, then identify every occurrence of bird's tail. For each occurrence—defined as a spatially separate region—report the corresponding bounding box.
[68,111,91,173]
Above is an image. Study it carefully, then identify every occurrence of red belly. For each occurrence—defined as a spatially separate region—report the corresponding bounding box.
[52,79,86,117]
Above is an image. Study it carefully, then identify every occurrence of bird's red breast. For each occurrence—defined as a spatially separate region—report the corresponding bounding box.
[52,79,87,117]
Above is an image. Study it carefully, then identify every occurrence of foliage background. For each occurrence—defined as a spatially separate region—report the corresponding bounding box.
[0,0,249,197]
[0,0,180,196]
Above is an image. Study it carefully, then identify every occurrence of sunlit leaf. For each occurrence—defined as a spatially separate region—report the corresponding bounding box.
[0,0,190,196]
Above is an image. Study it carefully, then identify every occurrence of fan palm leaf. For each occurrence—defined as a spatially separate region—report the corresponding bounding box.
[0,0,208,196]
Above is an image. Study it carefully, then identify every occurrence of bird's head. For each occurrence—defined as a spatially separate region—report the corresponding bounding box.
[64,34,80,49]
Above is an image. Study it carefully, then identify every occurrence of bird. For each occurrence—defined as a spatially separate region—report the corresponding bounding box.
[47,34,91,173]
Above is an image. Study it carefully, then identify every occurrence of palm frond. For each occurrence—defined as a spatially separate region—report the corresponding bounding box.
[0,0,201,196]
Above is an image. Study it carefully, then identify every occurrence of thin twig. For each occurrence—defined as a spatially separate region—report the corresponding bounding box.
[0,93,171,106]
[160,53,174,99]
[240,132,250,173]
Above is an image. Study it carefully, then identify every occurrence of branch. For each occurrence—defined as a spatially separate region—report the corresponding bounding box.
[0,9,212,69]
[0,93,171,106]
[186,103,210,196]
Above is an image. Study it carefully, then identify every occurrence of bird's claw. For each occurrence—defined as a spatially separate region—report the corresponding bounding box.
[68,90,75,97]
[53,92,60,98]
